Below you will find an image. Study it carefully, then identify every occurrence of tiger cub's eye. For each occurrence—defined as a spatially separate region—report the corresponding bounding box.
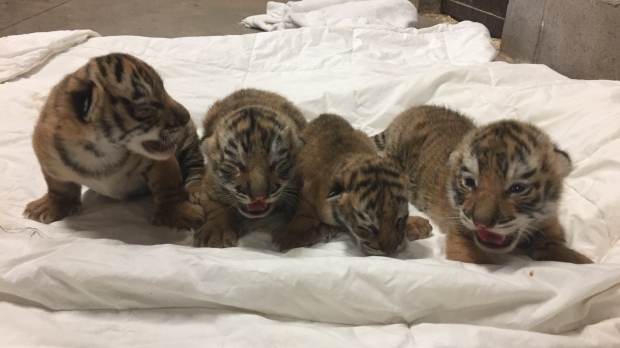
[463,178,476,188]
[509,183,528,194]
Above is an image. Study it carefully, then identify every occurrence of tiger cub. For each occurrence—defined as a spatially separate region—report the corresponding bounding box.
[193,88,307,248]
[272,114,432,256]
[375,105,593,264]
[23,53,204,230]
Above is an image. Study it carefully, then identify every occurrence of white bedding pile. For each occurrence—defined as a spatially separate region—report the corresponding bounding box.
[1,22,619,347]
[242,0,418,32]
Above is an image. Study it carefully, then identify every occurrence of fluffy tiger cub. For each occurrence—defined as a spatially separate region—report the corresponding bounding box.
[23,53,204,229]
[375,105,593,264]
[193,88,307,248]
[272,114,432,256]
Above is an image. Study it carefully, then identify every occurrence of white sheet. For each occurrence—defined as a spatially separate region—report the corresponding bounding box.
[242,0,418,32]
[1,22,619,347]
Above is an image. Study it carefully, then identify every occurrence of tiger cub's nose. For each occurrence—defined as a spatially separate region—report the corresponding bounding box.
[251,195,265,202]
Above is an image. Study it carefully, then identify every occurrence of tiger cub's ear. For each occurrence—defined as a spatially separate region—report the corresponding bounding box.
[553,146,572,178]
[69,78,98,123]
[327,181,345,200]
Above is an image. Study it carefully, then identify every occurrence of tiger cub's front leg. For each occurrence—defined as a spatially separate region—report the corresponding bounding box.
[406,216,433,241]
[23,172,82,223]
[176,133,205,205]
[145,157,204,230]
[528,217,593,264]
[445,228,494,265]
[272,199,334,251]
[192,198,240,248]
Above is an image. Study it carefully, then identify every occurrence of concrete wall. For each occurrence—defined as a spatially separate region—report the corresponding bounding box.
[500,0,620,80]
[410,0,442,13]
[441,0,508,37]
[418,0,442,13]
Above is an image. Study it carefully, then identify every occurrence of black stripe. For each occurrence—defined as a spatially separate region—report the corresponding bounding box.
[348,171,358,187]
[136,65,154,86]
[83,141,105,158]
[131,77,144,100]
[240,137,249,154]
[358,185,378,202]
[176,147,205,183]
[100,117,113,140]
[543,180,556,200]
[452,184,465,206]
[521,169,537,179]
[223,148,237,158]
[111,111,126,131]
[382,180,405,190]
[361,165,401,178]
[353,178,376,191]
[114,56,124,83]
[226,138,238,150]
[96,57,108,77]
[54,133,128,178]
[119,97,138,120]
[527,133,539,148]
[365,199,377,212]
[503,130,532,156]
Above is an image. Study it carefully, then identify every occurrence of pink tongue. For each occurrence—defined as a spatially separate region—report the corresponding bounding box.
[246,201,267,212]
[477,228,506,245]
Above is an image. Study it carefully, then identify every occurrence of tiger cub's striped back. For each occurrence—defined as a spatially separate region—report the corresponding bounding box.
[24,53,204,230]
[272,114,431,256]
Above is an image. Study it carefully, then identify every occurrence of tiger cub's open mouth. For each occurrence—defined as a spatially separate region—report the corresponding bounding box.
[239,201,273,218]
[475,228,517,250]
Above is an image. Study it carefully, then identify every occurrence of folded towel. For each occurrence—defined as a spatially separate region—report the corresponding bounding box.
[242,0,418,31]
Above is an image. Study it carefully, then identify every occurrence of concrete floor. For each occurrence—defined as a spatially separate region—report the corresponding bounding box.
[1,0,447,38]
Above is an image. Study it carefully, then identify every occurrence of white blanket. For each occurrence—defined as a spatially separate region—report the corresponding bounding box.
[242,0,418,31]
[1,22,619,347]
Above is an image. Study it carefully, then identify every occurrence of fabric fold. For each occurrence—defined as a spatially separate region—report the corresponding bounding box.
[242,0,418,31]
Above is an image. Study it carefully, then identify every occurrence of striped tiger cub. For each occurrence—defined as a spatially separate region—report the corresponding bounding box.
[375,105,593,264]
[192,88,307,248]
[23,53,205,230]
[272,114,432,256]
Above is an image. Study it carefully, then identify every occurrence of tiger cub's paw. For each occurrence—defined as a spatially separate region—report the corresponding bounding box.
[23,195,81,224]
[152,201,204,230]
[272,216,323,251]
[185,183,202,205]
[406,216,433,241]
[316,223,339,243]
[192,221,238,248]
[532,245,593,264]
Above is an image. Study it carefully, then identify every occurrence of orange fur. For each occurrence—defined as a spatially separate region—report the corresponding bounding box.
[193,89,306,248]
[378,105,592,264]
[273,114,430,255]
[24,53,204,229]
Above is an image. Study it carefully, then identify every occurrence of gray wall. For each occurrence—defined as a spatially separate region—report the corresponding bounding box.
[501,0,620,80]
